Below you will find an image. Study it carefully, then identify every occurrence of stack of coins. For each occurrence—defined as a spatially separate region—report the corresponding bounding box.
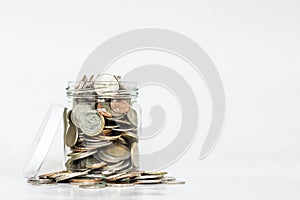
[28,170,185,188]
[64,74,139,173]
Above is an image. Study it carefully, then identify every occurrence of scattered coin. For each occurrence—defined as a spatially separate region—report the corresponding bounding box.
[163,180,185,185]
[107,183,135,187]
[134,174,164,180]
[55,171,89,182]
[79,183,106,189]
[135,179,162,184]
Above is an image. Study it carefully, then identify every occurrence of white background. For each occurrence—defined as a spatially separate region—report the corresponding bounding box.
[0,0,300,199]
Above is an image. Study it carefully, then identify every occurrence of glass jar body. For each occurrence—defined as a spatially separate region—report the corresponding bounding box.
[64,81,140,173]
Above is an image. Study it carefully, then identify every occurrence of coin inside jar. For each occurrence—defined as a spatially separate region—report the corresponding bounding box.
[110,99,130,114]
[79,110,104,137]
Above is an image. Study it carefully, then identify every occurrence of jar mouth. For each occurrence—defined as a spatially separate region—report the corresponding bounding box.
[66,81,138,99]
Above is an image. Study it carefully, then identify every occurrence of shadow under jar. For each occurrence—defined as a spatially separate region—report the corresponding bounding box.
[64,79,140,174]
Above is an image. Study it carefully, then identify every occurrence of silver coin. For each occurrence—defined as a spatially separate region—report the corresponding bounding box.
[161,176,176,182]
[71,103,94,127]
[65,122,78,147]
[79,183,106,189]
[163,180,185,184]
[131,142,139,168]
[106,172,127,181]
[28,178,55,185]
[135,179,162,184]
[97,151,123,163]
[101,160,125,170]
[55,171,89,182]
[134,174,163,180]
[126,107,138,127]
[79,110,104,136]
[69,150,98,161]
[94,74,119,95]
[107,183,135,187]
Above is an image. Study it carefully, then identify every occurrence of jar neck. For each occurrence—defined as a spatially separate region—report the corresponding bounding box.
[66,81,138,99]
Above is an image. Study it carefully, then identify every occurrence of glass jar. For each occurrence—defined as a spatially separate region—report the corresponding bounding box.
[64,76,140,174]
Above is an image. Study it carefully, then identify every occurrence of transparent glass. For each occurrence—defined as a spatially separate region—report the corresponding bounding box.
[64,81,140,173]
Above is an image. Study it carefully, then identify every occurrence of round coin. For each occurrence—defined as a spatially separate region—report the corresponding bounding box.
[131,142,139,168]
[86,162,107,170]
[163,180,185,184]
[79,110,104,136]
[94,74,119,95]
[79,183,106,189]
[134,174,163,180]
[126,107,138,127]
[107,183,135,187]
[104,143,130,159]
[55,171,89,182]
[71,103,94,127]
[135,179,162,184]
[110,99,130,114]
[65,122,78,147]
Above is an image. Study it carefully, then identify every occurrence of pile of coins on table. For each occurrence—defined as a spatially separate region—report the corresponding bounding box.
[27,170,185,188]
[64,74,139,173]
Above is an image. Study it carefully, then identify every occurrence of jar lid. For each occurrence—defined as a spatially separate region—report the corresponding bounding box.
[23,103,65,179]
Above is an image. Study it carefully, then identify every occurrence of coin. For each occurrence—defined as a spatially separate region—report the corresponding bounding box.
[63,108,68,138]
[107,183,135,187]
[131,142,139,168]
[79,110,104,136]
[55,171,89,182]
[106,171,127,181]
[86,162,107,170]
[110,171,144,181]
[104,143,130,159]
[79,183,106,189]
[39,170,69,179]
[94,74,119,95]
[122,132,138,142]
[110,99,130,114]
[126,107,138,127]
[97,152,124,163]
[163,180,185,184]
[135,179,162,184]
[134,174,163,180]
[161,176,176,182]
[69,150,97,161]
[28,178,55,184]
[75,75,87,89]
[70,179,102,184]
[100,102,124,118]
[71,103,94,127]
[65,122,78,147]
[143,171,168,175]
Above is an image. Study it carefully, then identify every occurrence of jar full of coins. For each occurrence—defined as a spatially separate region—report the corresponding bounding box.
[64,74,140,174]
